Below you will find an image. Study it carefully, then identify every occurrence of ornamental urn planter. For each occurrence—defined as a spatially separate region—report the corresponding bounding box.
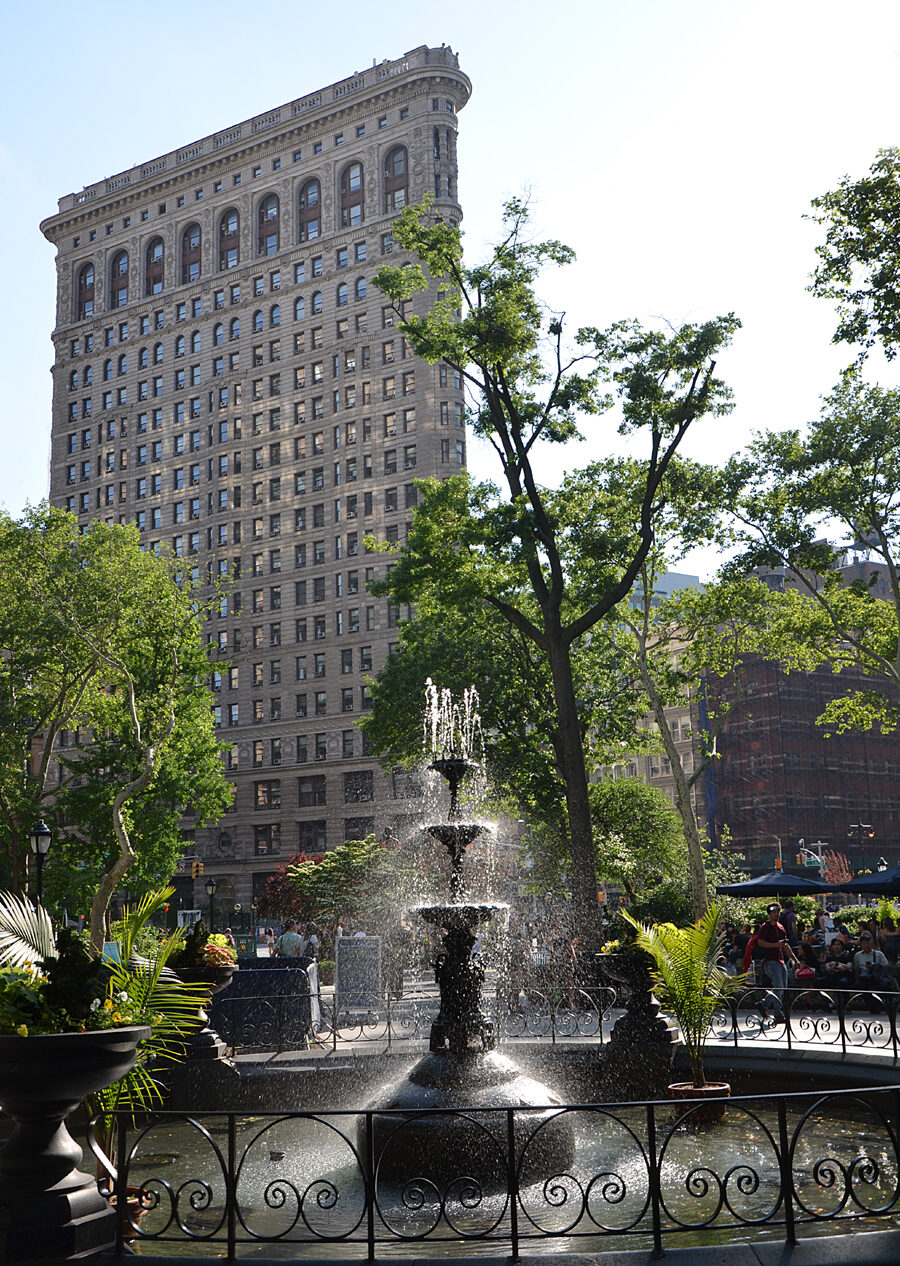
[0,1024,149,1262]
[177,964,236,1060]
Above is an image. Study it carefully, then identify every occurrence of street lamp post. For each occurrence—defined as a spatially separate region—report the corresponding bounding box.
[29,820,52,906]
[205,876,217,932]
[848,822,875,851]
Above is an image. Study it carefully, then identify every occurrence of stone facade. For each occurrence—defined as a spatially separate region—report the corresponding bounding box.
[41,46,471,915]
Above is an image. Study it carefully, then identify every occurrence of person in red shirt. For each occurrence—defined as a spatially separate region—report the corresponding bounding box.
[756,902,800,1022]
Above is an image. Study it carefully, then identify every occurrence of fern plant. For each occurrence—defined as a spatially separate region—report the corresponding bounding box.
[624,904,745,1088]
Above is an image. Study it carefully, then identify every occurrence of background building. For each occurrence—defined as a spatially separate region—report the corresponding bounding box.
[40,45,471,917]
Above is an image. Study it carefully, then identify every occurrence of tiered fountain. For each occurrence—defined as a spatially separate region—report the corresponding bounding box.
[367,684,574,1187]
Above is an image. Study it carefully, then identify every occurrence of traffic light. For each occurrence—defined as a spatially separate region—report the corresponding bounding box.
[796,853,804,865]
[191,861,204,879]
[774,856,783,870]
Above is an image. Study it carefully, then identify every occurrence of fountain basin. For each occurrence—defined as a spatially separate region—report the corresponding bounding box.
[366,1049,576,1189]
[413,901,507,932]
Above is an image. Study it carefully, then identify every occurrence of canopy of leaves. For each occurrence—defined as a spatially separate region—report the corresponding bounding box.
[0,504,231,912]
[809,148,900,359]
[727,371,900,732]
[286,836,428,929]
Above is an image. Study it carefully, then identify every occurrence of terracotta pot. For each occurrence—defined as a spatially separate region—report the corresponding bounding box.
[668,1080,731,1123]
[0,1025,149,1261]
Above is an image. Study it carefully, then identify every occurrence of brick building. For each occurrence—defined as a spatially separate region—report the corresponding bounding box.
[40,46,471,914]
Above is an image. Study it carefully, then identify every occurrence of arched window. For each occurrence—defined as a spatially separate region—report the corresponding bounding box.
[145,237,164,296]
[181,223,201,284]
[257,194,280,256]
[340,162,364,228]
[110,250,129,308]
[336,283,349,307]
[138,347,149,369]
[383,146,408,212]
[298,180,320,242]
[253,310,263,333]
[213,323,224,347]
[175,334,186,357]
[311,291,323,315]
[294,296,305,321]
[229,317,240,340]
[270,304,280,327]
[69,369,79,390]
[153,342,163,364]
[103,359,112,381]
[117,354,127,375]
[219,209,239,270]
[191,330,201,353]
[84,365,92,386]
[355,277,367,301]
[76,263,94,320]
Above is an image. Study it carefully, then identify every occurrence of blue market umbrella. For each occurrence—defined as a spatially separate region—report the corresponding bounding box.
[838,866,900,896]
[715,870,833,898]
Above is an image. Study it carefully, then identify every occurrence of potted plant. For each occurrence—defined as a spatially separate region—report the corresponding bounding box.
[624,904,745,1119]
[169,922,238,1059]
[0,887,208,1260]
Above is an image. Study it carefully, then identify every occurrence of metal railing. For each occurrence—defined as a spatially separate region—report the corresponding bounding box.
[211,982,617,1053]
[98,1084,900,1259]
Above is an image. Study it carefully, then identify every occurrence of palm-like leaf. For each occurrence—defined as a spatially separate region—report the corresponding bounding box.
[0,891,57,974]
[624,903,745,1088]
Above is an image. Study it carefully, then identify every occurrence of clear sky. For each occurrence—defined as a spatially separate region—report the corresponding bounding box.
[3,0,900,578]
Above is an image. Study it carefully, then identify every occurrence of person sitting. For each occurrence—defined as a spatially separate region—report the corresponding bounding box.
[822,939,855,993]
[854,930,895,997]
[879,917,900,963]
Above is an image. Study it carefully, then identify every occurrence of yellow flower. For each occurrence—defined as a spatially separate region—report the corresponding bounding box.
[103,999,113,1011]
[112,1012,123,1024]
[16,1025,28,1037]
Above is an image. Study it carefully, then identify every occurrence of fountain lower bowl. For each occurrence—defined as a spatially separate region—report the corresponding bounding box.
[366,1049,576,1189]
[413,902,508,932]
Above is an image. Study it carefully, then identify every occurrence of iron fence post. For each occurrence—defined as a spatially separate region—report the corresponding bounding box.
[777,1097,796,1246]
[364,1110,376,1261]
[646,1101,663,1259]
[114,1112,127,1257]
[226,1113,237,1260]
[506,1107,520,1261]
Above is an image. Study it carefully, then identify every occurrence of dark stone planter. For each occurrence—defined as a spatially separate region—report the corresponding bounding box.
[0,1024,149,1262]
[177,964,236,1060]
[601,952,678,1099]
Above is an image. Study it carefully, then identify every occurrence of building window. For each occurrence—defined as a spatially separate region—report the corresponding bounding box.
[145,237,164,295]
[344,770,374,803]
[254,823,281,855]
[219,208,240,270]
[254,779,282,810]
[257,193,280,256]
[298,819,326,851]
[109,250,129,308]
[298,180,320,242]
[76,262,95,320]
[383,146,408,212]
[181,222,201,283]
[298,775,327,807]
[340,162,364,227]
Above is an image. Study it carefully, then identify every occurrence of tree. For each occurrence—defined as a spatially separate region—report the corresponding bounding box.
[374,199,739,941]
[0,505,231,951]
[821,849,852,887]
[286,836,428,929]
[256,852,324,924]
[588,777,687,898]
[728,371,900,734]
[809,147,900,360]
[606,568,794,915]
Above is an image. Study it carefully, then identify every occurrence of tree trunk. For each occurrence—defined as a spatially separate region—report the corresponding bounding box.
[546,630,602,947]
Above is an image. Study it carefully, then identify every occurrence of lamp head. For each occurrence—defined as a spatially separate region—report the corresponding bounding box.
[205,876,217,898]
[29,820,52,856]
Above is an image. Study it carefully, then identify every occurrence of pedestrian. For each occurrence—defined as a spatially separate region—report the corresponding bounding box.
[755,902,801,1023]
[223,927,236,948]
[264,927,276,956]
[274,919,305,958]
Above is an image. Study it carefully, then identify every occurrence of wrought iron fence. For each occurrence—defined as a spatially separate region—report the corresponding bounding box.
[98,1084,900,1259]
[211,975,900,1062]
[211,982,618,1053]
